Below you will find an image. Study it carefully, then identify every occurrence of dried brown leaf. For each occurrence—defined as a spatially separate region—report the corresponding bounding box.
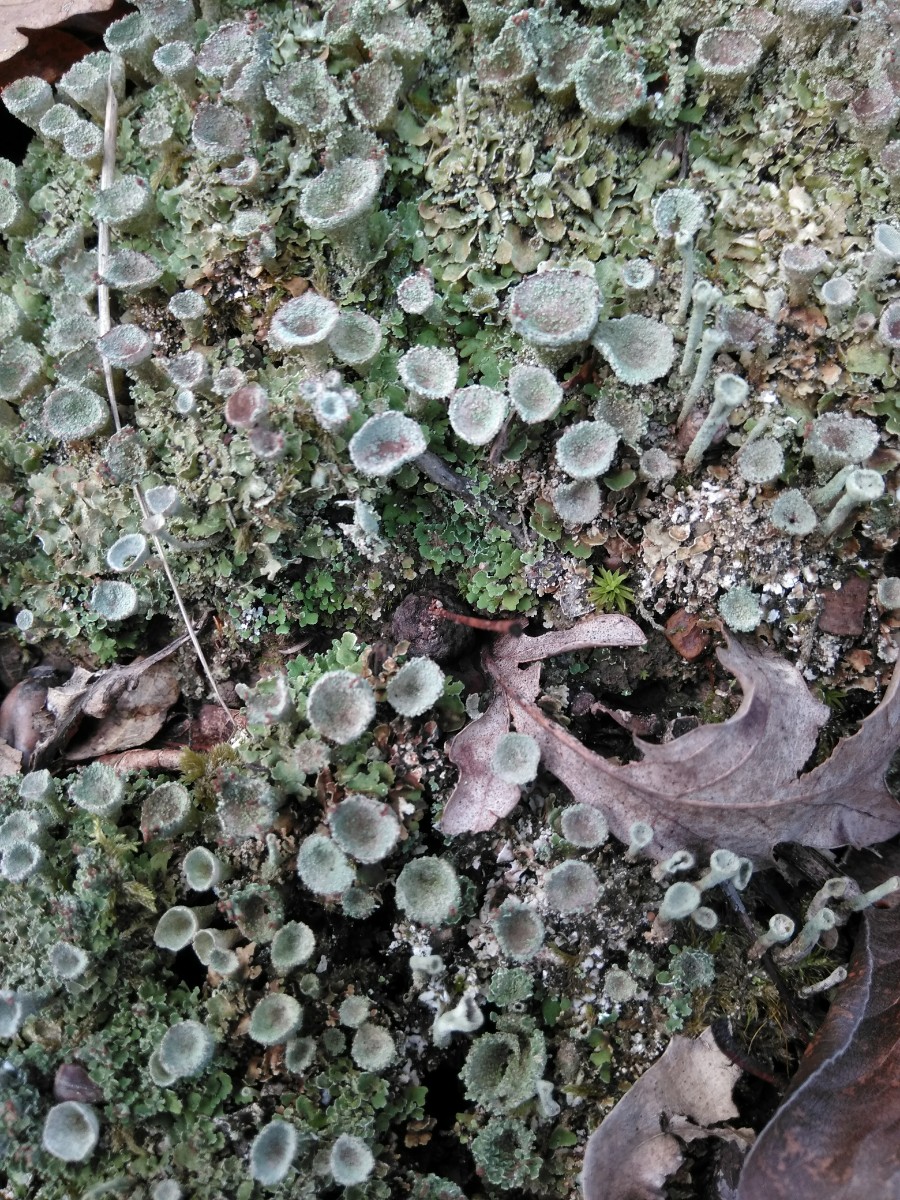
[0,672,51,769]
[581,1027,744,1200]
[0,0,115,63]
[0,738,22,775]
[31,634,189,768]
[443,691,521,836]
[442,614,647,834]
[819,575,869,636]
[65,658,180,760]
[0,26,89,88]
[736,848,900,1200]
[442,619,900,862]
[53,1063,104,1104]
[185,702,244,751]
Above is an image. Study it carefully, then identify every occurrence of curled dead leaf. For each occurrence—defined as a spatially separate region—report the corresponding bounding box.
[582,1026,746,1200]
[0,670,54,769]
[442,617,900,862]
[65,658,180,760]
[736,847,900,1200]
[0,0,116,63]
[28,634,189,769]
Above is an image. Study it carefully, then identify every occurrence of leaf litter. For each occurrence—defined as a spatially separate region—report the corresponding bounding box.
[735,846,900,1200]
[442,615,900,862]
[0,0,115,63]
[580,1026,749,1200]
[0,633,187,770]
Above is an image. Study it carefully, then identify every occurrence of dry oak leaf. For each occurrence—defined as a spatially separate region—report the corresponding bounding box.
[581,1026,747,1200]
[442,613,646,837]
[0,738,22,775]
[441,617,900,863]
[65,657,180,760]
[736,849,900,1200]
[0,0,115,62]
[30,633,189,769]
[0,671,53,770]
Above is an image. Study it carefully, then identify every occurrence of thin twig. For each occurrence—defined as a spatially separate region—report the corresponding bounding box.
[428,600,527,635]
[141,490,234,721]
[97,69,234,727]
[414,450,528,548]
[97,748,186,774]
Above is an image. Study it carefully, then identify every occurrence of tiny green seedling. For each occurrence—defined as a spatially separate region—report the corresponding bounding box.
[588,567,636,614]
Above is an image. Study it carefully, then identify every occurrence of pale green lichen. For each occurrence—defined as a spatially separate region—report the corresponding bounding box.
[0,2,898,1196]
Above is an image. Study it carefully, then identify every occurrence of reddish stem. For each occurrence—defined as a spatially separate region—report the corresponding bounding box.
[427,600,527,635]
[560,359,593,392]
